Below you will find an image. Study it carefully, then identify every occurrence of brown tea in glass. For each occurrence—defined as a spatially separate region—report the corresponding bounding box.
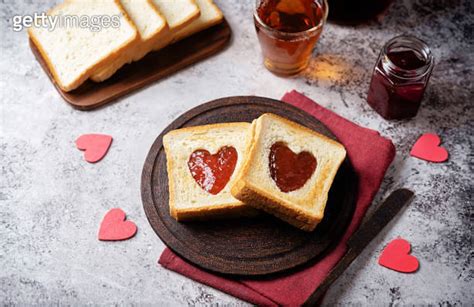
[254,0,328,75]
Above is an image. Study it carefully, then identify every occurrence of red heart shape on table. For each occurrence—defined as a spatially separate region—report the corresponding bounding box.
[410,133,448,163]
[76,134,113,163]
[269,142,317,192]
[98,208,137,241]
[188,146,238,195]
[379,238,419,273]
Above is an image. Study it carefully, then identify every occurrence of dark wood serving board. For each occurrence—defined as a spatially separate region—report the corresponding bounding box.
[30,20,231,110]
[141,96,357,276]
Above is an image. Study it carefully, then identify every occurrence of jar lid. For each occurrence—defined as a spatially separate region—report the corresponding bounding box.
[381,35,434,80]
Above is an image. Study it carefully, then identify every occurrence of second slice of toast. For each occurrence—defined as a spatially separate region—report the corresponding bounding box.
[231,114,347,231]
[163,122,257,221]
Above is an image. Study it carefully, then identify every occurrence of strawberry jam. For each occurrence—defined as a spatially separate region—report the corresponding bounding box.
[367,36,434,120]
[269,142,317,193]
[188,146,238,195]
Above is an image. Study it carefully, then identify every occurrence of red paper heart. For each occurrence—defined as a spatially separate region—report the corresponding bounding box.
[76,134,113,163]
[269,142,317,192]
[188,146,238,195]
[410,133,448,163]
[379,238,419,273]
[98,208,137,241]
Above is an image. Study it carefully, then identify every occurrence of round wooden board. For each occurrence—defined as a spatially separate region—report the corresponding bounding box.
[141,96,357,276]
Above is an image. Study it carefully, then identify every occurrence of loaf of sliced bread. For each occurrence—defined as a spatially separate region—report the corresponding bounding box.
[90,0,170,82]
[173,0,224,42]
[151,0,200,50]
[28,0,138,92]
[163,123,257,221]
[231,114,346,231]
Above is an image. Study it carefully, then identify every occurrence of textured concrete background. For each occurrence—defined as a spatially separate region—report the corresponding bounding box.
[1,0,473,305]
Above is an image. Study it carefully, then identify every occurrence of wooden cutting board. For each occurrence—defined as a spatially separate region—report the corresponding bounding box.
[30,20,231,110]
[141,96,357,276]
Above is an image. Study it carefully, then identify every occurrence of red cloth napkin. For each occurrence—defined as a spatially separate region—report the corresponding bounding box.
[159,90,396,306]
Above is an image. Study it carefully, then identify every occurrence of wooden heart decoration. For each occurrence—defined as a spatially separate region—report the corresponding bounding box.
[379,238,419,273]
[98,208,137,241]
[410,133,448,163]
[269,142,317,192]
[188,146,238,195]
[76,134,113,163]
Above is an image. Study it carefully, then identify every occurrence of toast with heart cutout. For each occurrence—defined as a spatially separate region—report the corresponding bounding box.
[231,113,346,231]
[163,123,257,221]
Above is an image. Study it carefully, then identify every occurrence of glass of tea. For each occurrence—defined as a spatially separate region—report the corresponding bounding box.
[254,0,328,75]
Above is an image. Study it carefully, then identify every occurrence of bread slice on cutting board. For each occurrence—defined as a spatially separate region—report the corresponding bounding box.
[90,0,170,82]
[163,123,257,221]
[150,0,200,49]
[28,0,138,92]
[151,0,200,32]
[91,0,202,82]
[173,0,224,42]
[231,113,347,231]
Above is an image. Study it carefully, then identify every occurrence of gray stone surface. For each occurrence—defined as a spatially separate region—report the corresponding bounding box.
[1,0,472,305]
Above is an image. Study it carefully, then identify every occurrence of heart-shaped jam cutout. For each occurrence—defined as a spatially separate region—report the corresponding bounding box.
[269,142,317,193]
[188,146,238,195]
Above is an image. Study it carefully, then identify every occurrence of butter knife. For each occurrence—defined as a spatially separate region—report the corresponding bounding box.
[303,188,415,306]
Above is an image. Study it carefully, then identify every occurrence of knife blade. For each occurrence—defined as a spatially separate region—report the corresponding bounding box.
[303,188,415,306]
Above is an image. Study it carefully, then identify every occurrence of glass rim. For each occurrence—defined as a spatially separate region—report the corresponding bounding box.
[253,0,328,37]
[381,35,434,80]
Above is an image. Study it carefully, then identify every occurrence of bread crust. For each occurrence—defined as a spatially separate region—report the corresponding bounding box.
[164,122,250,139]
[28,0,139,92]
[231,176,320,231]
[172,202,259,221]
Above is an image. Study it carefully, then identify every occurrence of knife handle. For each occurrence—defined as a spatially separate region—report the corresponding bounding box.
[303,189,414,306]
[302,248,358,307]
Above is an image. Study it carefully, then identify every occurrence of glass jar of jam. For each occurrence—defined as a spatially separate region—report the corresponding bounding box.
[367,35,434,120]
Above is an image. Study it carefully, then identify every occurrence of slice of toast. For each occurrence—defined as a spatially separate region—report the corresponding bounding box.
[163,123,257,221]
[28,0,138,92]
[173,0,224,42]
[90,0,170,82]
[231,114,347,231]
